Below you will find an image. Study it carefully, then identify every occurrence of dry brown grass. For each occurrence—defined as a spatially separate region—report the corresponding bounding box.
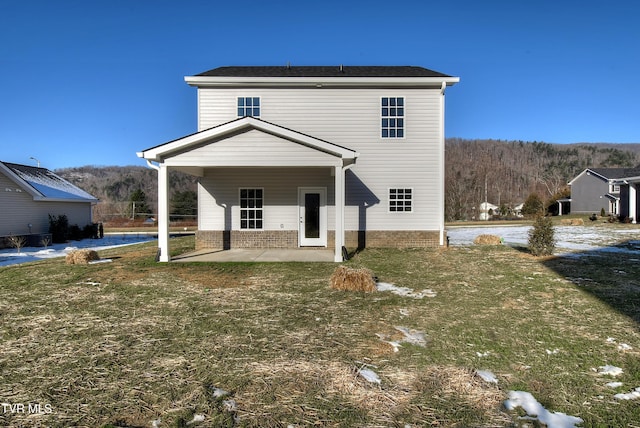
[329,265,377,292]
[560,218,585,226]
[64,249,100,264]
[473,234,503,245]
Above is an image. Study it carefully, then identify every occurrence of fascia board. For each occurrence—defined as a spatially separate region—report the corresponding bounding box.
[185,75,460,88]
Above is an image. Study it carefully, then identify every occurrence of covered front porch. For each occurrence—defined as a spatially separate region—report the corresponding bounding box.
[137,117,359,263]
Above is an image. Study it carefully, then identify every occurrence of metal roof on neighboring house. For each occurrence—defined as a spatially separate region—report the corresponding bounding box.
[196,65,453,78]
[0,161,98,202]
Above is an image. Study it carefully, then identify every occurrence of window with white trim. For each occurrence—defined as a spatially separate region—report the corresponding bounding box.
[381,97,404,138]
[389,188,412,212]
[240,188,263,229]
[237,97,260,117]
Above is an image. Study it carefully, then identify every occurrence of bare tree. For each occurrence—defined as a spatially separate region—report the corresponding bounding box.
[8,235,27,254]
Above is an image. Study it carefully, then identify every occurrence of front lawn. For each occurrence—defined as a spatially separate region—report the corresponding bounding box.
[1,236,639,427]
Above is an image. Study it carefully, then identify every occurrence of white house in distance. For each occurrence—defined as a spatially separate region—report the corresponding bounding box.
[138,65,459,262]
[0,161,97,243]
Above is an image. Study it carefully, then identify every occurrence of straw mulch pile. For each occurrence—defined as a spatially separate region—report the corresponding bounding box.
[330,265,377,292]
[65,249,100,265]
[473,234,502,245]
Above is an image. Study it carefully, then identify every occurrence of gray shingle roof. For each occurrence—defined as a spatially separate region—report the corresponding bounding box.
[590,167,640,179]
[196,65,452,78]
[1,161,97,201]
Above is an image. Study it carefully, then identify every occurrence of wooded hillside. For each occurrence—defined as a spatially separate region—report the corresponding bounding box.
[55,140,640,223]
[445,139,640,220]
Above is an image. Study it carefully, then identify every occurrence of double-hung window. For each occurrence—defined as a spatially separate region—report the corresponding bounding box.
[237,97,260,117]
[389,188,412,212]
[381,97,404,138]
[240,188,263,229]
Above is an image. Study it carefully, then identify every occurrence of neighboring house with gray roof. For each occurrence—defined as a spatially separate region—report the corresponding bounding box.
[569,167,640,220]
[0,161,98,240]
[138,65,459,262]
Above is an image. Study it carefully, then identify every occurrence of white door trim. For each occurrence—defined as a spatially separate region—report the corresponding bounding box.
[298,187,327,247]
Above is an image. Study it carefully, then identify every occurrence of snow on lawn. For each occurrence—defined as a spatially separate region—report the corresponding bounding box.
[504,390,583,428]
[447,224,640,255]
[0,233,157,267]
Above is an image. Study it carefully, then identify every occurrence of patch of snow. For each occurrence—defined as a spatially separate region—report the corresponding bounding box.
[186,414,205,425]
[447,225,640,255]
[504,390,583,428]
[211,387,230,398]
[546,348,560,355]
[614,387,640,400]
[476,369,498,384]
[358,368,381,384]
[394,326,427,347]
[0,233,156,267]
[618,343,632,351]
[151,418,161,428]
[476,351,491,357]
[597,365,623,377]
[606,337,616,343]
[223,399,237,412]
[376,282,436,299]
[606,382,623,388]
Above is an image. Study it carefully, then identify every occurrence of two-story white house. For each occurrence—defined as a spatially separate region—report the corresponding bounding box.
[138,65,459,262]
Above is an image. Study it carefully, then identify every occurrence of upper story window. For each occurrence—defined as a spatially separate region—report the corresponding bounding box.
[381,97,404,138]
[610,184,620,193]
[237,97,260,117]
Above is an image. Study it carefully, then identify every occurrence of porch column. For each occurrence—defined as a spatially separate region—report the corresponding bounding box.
[630,183,637,224]
[334,164,344,262]
[158,163,171,262]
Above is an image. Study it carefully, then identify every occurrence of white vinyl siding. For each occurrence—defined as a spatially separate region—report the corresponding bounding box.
[196,87,443,231]
[199,168,335,232]
[165,129,340,167]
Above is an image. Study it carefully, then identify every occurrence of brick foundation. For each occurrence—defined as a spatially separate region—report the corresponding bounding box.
[196,230,445,250]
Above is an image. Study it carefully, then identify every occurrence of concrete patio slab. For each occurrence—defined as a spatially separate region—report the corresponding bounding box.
[172,248,336,262]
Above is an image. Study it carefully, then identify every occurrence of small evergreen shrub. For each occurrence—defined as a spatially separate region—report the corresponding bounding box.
[48,214,69,243]
[528,215,555,256]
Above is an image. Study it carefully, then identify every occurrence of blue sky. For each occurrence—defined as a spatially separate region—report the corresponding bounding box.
[1,0,639,170]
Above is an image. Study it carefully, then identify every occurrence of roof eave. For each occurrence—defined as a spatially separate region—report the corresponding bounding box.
[184,75,460,88]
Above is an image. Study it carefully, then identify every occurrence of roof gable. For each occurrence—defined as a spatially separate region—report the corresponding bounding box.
[138,117,359,165]
[0,161,97,202]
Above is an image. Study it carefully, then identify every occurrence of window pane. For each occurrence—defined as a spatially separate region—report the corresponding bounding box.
[397,129,404,138]
[390,129,396,138]
[256,220,263,229]
[253,97,260,106]
[237,108,244,116]
[390,98,396,107]
[256,189,263,198]
[245,98,252,107]
[253,107,260,116]
[382,129,388,138]
[382,108,388,116]
[390,108,396,116]
[397,98,404,106]
[398,107,404,116]
[382,98,389,106]
[238,98,244,107]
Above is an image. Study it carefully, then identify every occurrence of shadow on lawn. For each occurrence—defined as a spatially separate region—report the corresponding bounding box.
[539,240,640,325]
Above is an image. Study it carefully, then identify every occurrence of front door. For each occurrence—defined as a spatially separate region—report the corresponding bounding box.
[299,187,327,246]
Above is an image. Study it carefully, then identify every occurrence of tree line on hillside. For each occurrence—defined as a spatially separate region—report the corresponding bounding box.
[56,140,640,223]
[56,166,198,223]
[445,139,639,221]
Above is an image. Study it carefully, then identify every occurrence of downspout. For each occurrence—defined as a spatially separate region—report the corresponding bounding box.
[439,81,447,246]
[146,160,160,171]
